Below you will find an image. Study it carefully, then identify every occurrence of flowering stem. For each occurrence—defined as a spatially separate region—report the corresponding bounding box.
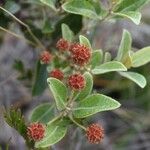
[0,6,46,51]
[69,116,86,131]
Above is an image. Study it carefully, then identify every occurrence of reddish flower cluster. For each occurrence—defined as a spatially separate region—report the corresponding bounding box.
[86,123,104,144]
[40,51,52,64]
[49,69,64,80]
[27,123,45,141]
[69,43,78,53]
[56,38,69,51]
[68,74,85,90]
[70,43,91,66]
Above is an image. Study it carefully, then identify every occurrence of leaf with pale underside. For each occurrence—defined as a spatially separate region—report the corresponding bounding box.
[62,0,101,19]
[30,103,55,123]
[119,72,147,88]
[114,11,141,25]
[131,46,150,67]
[35,119,68,148]
[40,0,57,11]
[91,50,103,68]
[79,35,92,49]
[92,61,127,75]
[47,78,68,110]
[75,72,93,101]
[61,24,74,42]
[116,30,132,61]
[73,94,121,118]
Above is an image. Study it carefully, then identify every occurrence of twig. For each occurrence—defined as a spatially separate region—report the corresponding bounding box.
[0,26,37,47]
[0,6,46,50]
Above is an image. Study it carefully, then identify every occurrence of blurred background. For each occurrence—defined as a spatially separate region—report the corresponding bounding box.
[0,0,150,150]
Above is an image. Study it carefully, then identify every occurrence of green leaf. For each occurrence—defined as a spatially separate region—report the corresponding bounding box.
[91,50,103,68]
[79,35,92,49]
[61,23,74,42]
[30,103,55,124]
[75,72,93,101]
[62,0,100,19]
[116,30,132,61]
[35,119,68,148]
[115,0,149,12]
[131,46,150,67]
[92,61,127,75]
[119,72,147,88]
[47,78,68,110]
[104,52,111,63]
[40,0,57,11]
[114,11,141,25]
[88,0,107,17]
[32,60,48,96]
[73,94,121,118]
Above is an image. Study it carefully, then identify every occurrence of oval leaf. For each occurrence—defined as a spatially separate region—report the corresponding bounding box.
[131,46,150,67]
[75,72,93,101]
[119,72,147,88]
[114,11,141,25]
[47,78,68,110]
[30,103,55,123]
[62,0,100,19]
[35,119,68,148]
[40,0,57,11]
[61,23,74,42]
[91,50,103,68]
[115,0,149,12]
[92,61,127,75]
[79,35,92,49]
[73,94,121,118]
[116,30,132,61]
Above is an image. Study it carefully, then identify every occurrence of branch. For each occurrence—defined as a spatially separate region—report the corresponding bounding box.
[0,6,46,50]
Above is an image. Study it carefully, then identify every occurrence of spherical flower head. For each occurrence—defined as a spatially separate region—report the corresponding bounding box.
[27,123,45,141]
[69,43,78,53]
[49,69,64,80]
[40,51,52,64]
[56,38,69,51]
[70,43,91,66]
[86,123,104,144]
[68,73,85,90]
